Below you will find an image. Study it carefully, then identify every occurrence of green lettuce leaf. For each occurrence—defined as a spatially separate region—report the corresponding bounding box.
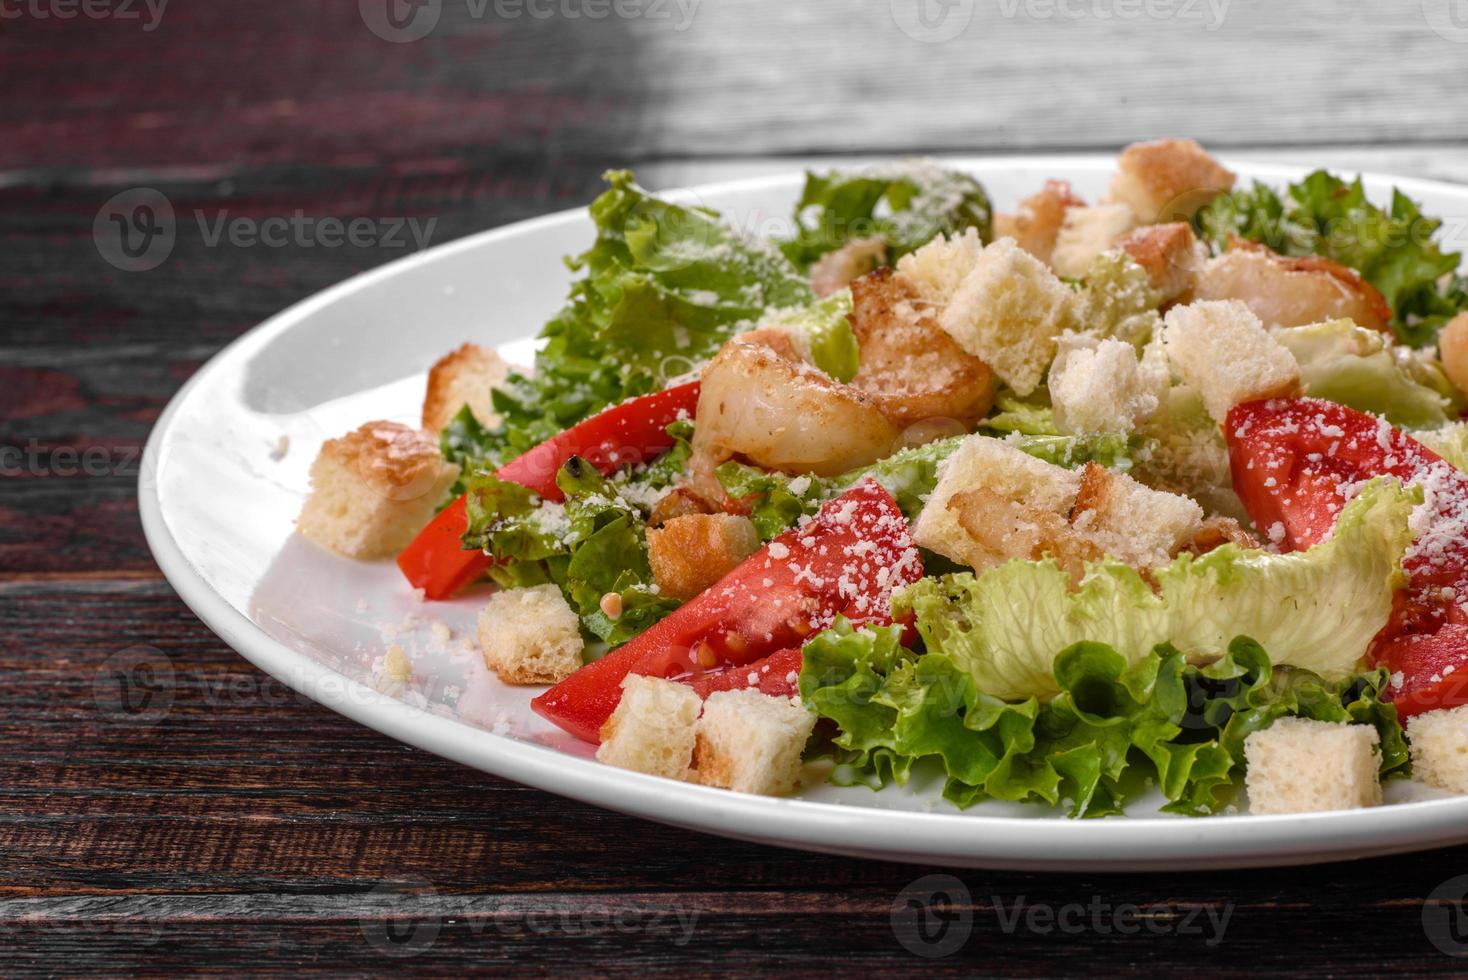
[780,162,993,269]
[1414,420,1468,472]
[473,171,812,465]
[463,456,678,645]
[757,290,861,382]
[799,624,1407,818]
[1073,251,1162,345]
[897,479,1418,702]
[1277,319,1462,428]
[1197,172,1468,346]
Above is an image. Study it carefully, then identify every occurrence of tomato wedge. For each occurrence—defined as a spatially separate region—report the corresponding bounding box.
[1226,396,1468,717]
[532,479,923,743]
[396,382,701,599]
[683,647,804,700]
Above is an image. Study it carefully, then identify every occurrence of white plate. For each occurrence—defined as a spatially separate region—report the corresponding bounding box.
[141,156,1468,871]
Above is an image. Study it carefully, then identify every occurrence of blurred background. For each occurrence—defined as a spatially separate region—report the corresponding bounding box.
[5,1,1468,971]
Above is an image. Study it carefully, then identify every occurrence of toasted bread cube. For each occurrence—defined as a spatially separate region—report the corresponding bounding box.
[694,690,815,796]
[597,674,702,780]
[1050,204,1138,279]
[421,342,511,433]
[809,235,887,298]
[894,227,986,304]
[647,513,761,601]
[1069,462,1204,568]
[1408,705,1468,795]
[477,584,584,685]
[1109,138,1236,224]
[296,421,459,559]
[1162,300,1301,422]
[1050,336,1165,436]
[1439,313,1468,400]
[1244,718,1381,814]
[1116,222,1206,302]
[949,486,1100,584]
[913,435,1083,572]
[931,238,1077,396]
[993,179,1085,266]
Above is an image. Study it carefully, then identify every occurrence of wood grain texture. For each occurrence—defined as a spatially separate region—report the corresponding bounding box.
[6,0,1468,973]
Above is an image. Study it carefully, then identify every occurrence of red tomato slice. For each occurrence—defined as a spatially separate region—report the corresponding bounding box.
[532,479,923,743]
[1226,396,1468,718]
[396,382,700,599]
[682,647,804,700]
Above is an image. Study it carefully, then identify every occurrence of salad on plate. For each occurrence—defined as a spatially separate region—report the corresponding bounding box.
[294,138,1468,819]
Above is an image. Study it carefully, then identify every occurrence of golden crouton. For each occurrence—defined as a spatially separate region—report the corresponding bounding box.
[647,513,761,601]
[847,268,995,429]
[478,584,584,685]
[1109,138,1236,224]
[296,421,459,559]
[421,342,510,433]
[597,674,702,779]
[694,690,815,796]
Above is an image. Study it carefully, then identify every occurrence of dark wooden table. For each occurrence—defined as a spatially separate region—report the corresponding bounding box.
[6,2,1468,974]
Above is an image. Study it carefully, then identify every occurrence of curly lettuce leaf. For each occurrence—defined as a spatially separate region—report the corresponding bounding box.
[1414,420,1468,472]
[1197,172,1468,346]
[1277,319,1462,428]
[800,624,1406,818]
[1074,251,1162,345]
[780,162,992,269]
[897,479,1418,702]
[463,456,678,645]
[475,170,812,465]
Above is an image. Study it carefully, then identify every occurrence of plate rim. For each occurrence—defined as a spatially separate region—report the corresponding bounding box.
[140,154,1468,871]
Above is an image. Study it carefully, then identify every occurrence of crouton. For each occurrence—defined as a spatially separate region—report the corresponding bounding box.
[912,435,1083,572]
[647,513,761,601]
[1192,241,1392,330]
[1049,336,1166,436]
[1069,462,1205,568]
[477,584,584,685]
[421,342,511,433]
[1162,300,1301,421]
[1116,222,1206,302]
[993,179,1085,265]
[1244,718,1382,814]
[929,238,1078,396]
[374,643,413,696]
[1050,204,1139,280]
[847,268,995,428]
[596,674,702,779]
[1108,138,1236,224]
[296,421,460,559]
[694,689,815,796]
[648,487,716,527]
[895,227,985,303]
[809,236,887,298]
[1408,705,1468,794]
[1437,312,1468,400]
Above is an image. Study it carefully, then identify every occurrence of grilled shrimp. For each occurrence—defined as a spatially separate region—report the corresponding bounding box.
[692,338,900,478]
[992,179,1084,266]
[1192,238,1391,330]
[848,268,994,429]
